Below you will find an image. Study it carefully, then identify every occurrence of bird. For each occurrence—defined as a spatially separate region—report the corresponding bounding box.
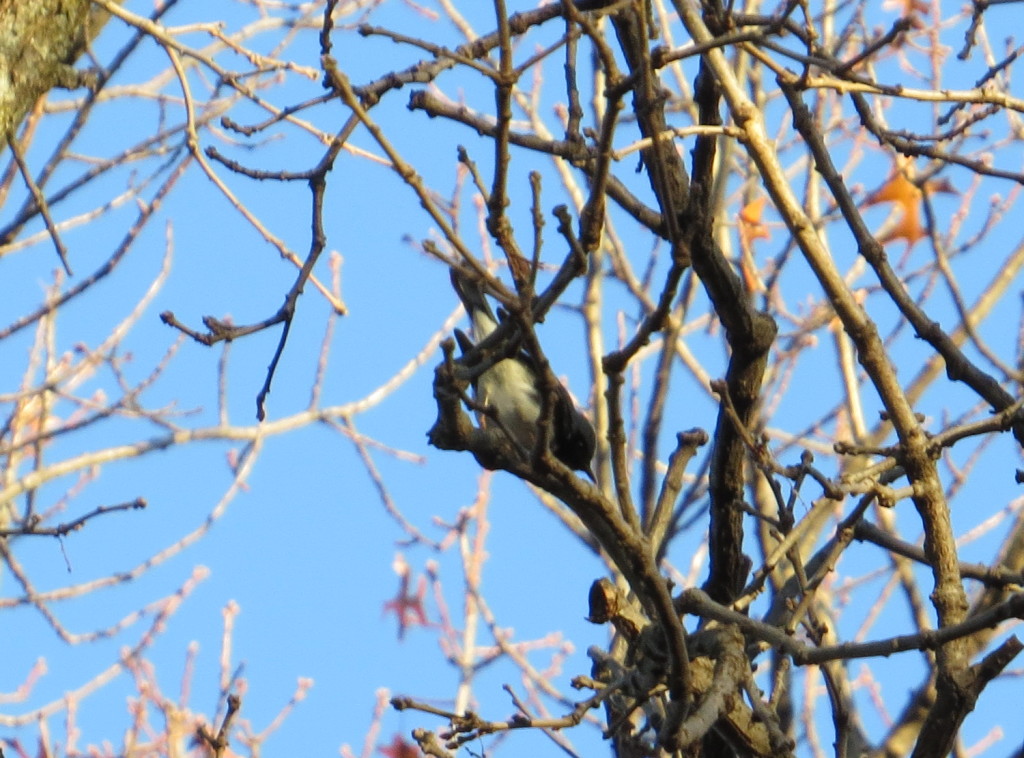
[449,269,596,480]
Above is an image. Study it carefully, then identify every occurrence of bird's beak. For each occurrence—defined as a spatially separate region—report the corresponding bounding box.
[581,465,596,483]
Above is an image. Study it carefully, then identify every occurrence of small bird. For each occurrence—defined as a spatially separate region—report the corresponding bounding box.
[450,269,596,480]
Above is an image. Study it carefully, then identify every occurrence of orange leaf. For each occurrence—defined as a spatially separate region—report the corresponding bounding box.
[738,197,771,248]
[380,735,421,758]
[864,172,921,211]
[877,202,925,246]
[864,169,925,246]
[737,197,770,294]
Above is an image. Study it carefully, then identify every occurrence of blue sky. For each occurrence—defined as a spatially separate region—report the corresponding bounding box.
[2,1,1024,756]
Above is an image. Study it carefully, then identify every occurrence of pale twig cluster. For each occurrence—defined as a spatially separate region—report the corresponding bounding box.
[0,1,412,755]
